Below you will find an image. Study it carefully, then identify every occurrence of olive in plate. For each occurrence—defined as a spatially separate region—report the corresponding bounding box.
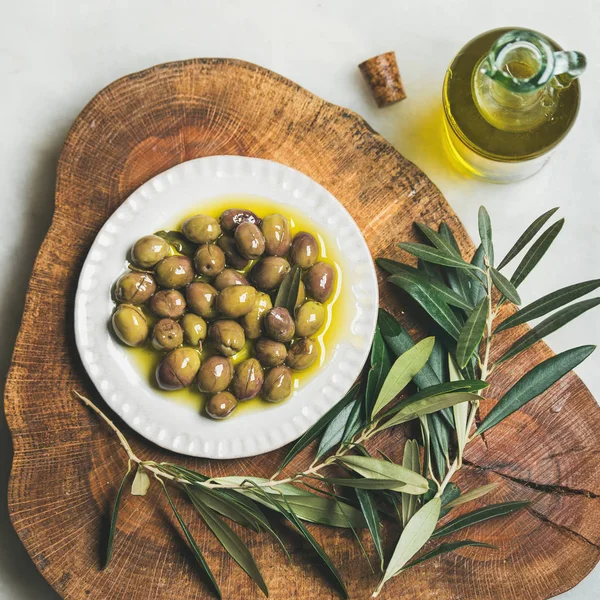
[286,337,319,371]
[263,366,293,403]
[214,268,249,291]
[154,255,195,289]
[209,320,246,356]
[231,358,264,401]
[149,289,187,318]
[251,257,291,291]
[112,304,149,347]
[181,214,221,244]
[216,285,257,318]
[193,243,226,277]
[261,214,292,256]
[216,236,249,270]
[180,313,207,346]
[156,347,201,390]
[186,282,219,319]
[151,318,184,350]
[235,222,265,260]
[241,292,272,339]
[254,337,287,367]
[264,307,295,343]
[290,232,319,269]
[131,234,171,268]
[114,272,156,305]
[197,355,234,393]
[305,261,335,303]
[206,391,238,419]
[220,208,261,232]
[295,300,326,338]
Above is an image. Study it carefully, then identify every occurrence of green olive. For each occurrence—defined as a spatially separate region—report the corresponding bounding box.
[186,282,219,318]
[217,236,250,270]
[209,320,246,356]
[220,208,261,232]
[261,213,291,256]
[286,338,318,371]
[216,285,257,318]
[254,337,287,367]
[197,355,234,393]
[149,289,187,318]
[114,272,156,305]
[263,366,293,403]
[180,313,207,346]
[182,214,221,243]
[305,261,335,303]
[240,292,272,339]
[154,255,195,288]
[231,358,264,401]
[296,279,306,309]
[193,244,226,277]
[264,307,295,343]
[250,257,291,291]
[295,300,326,337]
[205,391,238,419]
[151,318,184,350]
[290,232,319,269]
[131,234,170,268]
[234,222,265,260]
[214,268,249,291]
[156,347,201,390]
[112,304,149,347]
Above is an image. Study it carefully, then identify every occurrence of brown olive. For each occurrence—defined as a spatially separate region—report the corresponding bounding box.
[180,313,207,346]
[114,272,156,305]
[149,289,187,318]
[217,236,250,270]
[186,282,218,318]
[216,285,257,318]
[181,214,221,244]
[254,337,287,367]
[206,391,238,419]
[296,279,306,309]
[193,244,225,277]
[305,261,335,303]
[263,366,293,402]
[261,214,292,256]
[209,320,246,356]
[290,232,319,269]
[197,355,234,393]
[154,255,195,289]
[220,208,261,232]
[214,268,249,291]
[231,358,264,401]
[240,292,272,339]
[112,304,149,347]
[234,222,265,260]
[295,300,326,337]
[264,307,295,343]
[151,318,184,350]
[156,347,201,390]
[286,338,318,371]
[131,234,170,268]
[250,257,291,291]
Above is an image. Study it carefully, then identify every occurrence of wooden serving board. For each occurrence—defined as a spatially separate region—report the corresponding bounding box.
[6,59,600,600]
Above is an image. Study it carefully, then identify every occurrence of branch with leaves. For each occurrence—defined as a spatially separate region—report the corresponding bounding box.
[77,206,598,599]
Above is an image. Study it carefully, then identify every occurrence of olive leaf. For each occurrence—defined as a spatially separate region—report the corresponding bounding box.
[274,265,302,315]
[402,440,421,527]
[401,540,496,572]
[428,413,450,480]
[417,258,443,281]
[342,392,365,443]
[355,489,385,570]
[187,487,262,531]
[415,222,463,260]
[104,461,132,568]
[455,298,488,369]
[490,268,521,305]
[398,242,481,274]
[131,466,151,496]
[317,398,358,458]
[273,495,367,529]
[449,355,469,462]
[478,206,494,266]
[324,478,410,491]
[468,245,487,306]
[438,222,471,304]
[439,482,461,518]
[366,325,393,414]
[444,483,499,509]
[154,230,197,256]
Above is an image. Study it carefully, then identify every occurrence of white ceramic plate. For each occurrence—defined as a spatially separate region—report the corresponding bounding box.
[75,156,378,459]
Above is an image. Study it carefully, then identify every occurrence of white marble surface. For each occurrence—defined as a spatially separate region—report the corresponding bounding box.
[0,1,598,598]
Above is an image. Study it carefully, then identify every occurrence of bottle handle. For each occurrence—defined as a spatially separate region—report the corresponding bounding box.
[553,50,587,86]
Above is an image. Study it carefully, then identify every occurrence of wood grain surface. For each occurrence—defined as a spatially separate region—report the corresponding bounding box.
[5,58,600,600]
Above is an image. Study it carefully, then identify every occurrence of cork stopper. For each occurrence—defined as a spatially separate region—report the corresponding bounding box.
[358,51,407,107]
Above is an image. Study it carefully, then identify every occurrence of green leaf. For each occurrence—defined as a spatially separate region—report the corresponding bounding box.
[498,299,600,364]
[432,501,530,539]
[428,413,450,480]
[478,206,494,266]
[417,258,443,281]
[455,298,488,368]
[440,482,461,518]
[366,326,393,414]
[450,356,470,462]
[416,222,463,259]
[342,394,365,443]
[356,489,385,570]
[399,242,481,273]
[131,466,151,496]
[104,462,132,568]
[154,230,197,256]
[274,265,302,315]
[317,392,359,458]
[401,540,496,572]
[444,483,499,509]
[497,207,559,270]
[438,222,471,304]
[479,345,595,433]
[495,279,600,333]
[428,338,449,382]
[371,337,435,417]
[468,245,487,306]
[401,440,421,527]
[490,268,521,305]
[274,495,367,529]
[187,487,262,531]
[325,478,409,491]
[215,477,312,496]
[419,416,432,481]
[511,219,564,288]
